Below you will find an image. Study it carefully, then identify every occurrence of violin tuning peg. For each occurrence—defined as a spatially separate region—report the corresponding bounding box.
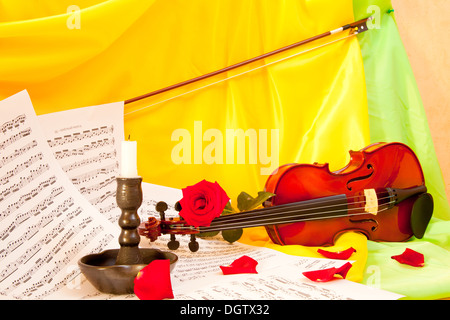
[174,201,182,212]
[167,234,180,250]
[188,234,199,252]
[156,201,168,220]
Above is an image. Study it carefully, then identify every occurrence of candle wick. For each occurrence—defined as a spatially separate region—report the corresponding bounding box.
[128,134,131,141]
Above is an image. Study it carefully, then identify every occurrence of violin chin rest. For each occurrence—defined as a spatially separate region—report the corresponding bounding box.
[410,193,434,239]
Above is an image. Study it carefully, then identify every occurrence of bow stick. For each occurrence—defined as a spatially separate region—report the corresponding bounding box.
[124,16,371,107]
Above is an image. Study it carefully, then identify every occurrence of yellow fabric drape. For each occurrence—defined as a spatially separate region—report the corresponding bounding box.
[0,0,370,281]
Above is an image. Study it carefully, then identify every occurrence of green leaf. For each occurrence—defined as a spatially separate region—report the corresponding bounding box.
[222,228,243,243]
[237,191,275,212]
[222,201,236,215]
[197,230,220,238]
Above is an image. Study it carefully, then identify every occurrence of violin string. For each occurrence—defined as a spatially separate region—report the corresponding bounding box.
[218,191,391,218]
[169,196,396,232]
[177,203,393,232]
[167,193,394,231]
[199,205,393,232]
[206,192,394,226]
[200,201,394,231]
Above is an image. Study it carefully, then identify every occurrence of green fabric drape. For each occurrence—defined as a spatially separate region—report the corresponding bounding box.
[354,0,450,299]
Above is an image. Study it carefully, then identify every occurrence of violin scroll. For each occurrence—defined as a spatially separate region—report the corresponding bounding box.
[138,201,201,252]
[138,217,160,242]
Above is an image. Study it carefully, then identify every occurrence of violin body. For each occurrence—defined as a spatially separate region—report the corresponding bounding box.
[263,142,432,246]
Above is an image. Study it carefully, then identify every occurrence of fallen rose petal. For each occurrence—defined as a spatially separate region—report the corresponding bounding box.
[220,255,258,275]
[317,247,356,260]
[134,259,174,300]
[302,268,338,282]
[335,262,352,278]
[391,248,425,267]
[302,262,353,282]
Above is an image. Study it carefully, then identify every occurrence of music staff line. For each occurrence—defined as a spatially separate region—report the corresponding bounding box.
[0,205,87,290]
[61,151,117,173]
[46,125,114,148]
[32,233,114,300]
[0,140,38,169]
[53,138,115,160]
[16,224,102,299]
[0,114,26,135]
[79,175,116,196]
[0,164,50,203]
[0,152,43,185]
[90,190,114,206]
[0,194,73,241]
[0,202,81,261]
[0,179,62,224]
[0,128,32,151]
[71,163,118,185]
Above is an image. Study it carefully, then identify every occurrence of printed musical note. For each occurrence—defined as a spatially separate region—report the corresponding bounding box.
[61,151,116,172]
[53,138,116,160]
[0,164,50,203]
[0,114,26,135]
[0,140,38,168]
[0,152,43,185]
[70,163,118,185]
[47,126,114,147]
[0,128,32,151]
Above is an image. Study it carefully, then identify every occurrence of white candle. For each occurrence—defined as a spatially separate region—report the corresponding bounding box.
[120,139,139,177]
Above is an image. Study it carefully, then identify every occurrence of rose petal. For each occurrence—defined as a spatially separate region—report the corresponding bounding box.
[220,255,258,275]
[317,247,356,260]
[193,197,207,211]
[134,259,174,300]
[335,262,353,279]
[391,248,425,267]
[215,181,230,209]
[302,262,353,282]
[302,268,337,282]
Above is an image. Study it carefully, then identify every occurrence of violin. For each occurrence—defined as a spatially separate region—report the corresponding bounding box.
[139,142,434,251]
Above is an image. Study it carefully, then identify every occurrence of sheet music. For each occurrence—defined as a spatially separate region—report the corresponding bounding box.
[144,237,403,300]
[73,235,403,300]
[0,91,117,299]
[139,182,182,220]
[69,234,402,300]
[38,102,124,224]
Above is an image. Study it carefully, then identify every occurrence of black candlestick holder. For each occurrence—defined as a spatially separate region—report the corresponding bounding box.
[115,177,144,265]
[78,177,178,295]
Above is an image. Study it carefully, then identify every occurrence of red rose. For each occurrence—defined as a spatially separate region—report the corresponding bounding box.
[179,180,230,227]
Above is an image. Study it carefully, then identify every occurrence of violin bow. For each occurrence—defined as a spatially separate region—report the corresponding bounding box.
[124,16,372,110]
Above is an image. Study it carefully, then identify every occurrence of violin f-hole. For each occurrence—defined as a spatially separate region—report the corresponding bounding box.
[346,164,374,191]
[349,218,379,231]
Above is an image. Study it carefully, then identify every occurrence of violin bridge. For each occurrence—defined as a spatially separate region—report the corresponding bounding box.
[364,189,378,215]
